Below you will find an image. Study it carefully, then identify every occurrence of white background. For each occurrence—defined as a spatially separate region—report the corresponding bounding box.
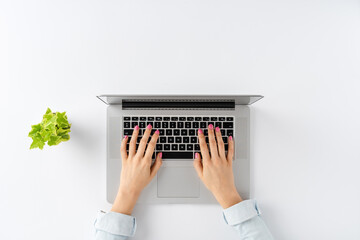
[1,0,359,239]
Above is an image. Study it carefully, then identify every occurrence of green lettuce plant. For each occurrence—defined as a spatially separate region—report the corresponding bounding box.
[28,108,71,149]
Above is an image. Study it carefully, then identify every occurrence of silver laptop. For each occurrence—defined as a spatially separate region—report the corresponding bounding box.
[97,95,263,204]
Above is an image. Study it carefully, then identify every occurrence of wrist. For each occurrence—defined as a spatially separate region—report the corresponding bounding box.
[111,189,140,215]
[215,190,243,209]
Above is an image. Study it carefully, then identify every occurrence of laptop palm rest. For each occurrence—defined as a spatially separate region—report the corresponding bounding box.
[157,166,200,198]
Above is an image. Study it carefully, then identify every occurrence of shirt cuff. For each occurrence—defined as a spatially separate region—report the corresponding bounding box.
[94,210,137,237]
[223,199,261,226]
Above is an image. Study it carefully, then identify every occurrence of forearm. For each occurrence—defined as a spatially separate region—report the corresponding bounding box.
[223,200,273,240]
[94,210,137,240]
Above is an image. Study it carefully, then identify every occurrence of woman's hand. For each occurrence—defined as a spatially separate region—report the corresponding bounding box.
[111,124,162,215]
[194,124,242,209]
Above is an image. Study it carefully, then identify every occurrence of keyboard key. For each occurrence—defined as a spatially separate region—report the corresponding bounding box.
[179,117,186,121]
[191,137,197,143]
[205,136,209,142]
[124,122,130,128]
[224,144,228,150]
[179,144,186,150]
[185,122,191,128]
[223,122,233,128]
[140,117,146,121]
[166,129,173,135]
[192,122,199,128]
[164,117,170,121]
[147,122,153,127]
[156,117,162,121]
[220,129,225,135]
[195,117,202,121]
[139,122,146,128]
[156,144,163,150]
[160,137,166,143]
[219,117,225,121]
[154,122,161,128]
[183,137,190,143]
[215,122,222,128]
[204,129,208,135]
[195,144,200,150]
[189,129,195,135]
[175,137,182,143]
[170,122,176,128]
[132,122,138,128]
[173,129,180,135]
[171,117,178,121]
[132,117,139,121]
[227,130,233,136]
[181,129,187,135]
[177,122,184,128]
[148,117,154,121]
[171,144,178,150]
[211,117,217,121]
[200,122,207,128]
[222,137,228,143]
[124,117,130,120]
[161,151,193,159]
[187,117,194,121]
[226,117,233,121]
[187,144,193,150]
[164,144,170,150]
[203,117,210,121]
[162,122,169,128]
[124,129,133,135]
[168,137,174,143]
[208,122,214,127]
[159,129,165,135]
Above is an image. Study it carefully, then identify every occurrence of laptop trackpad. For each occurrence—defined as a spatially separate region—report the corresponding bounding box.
[157,166,200,198]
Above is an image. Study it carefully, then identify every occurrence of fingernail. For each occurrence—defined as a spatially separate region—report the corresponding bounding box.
[229,136,233,140]
[208,124,213,130]
[155,129,159,134]
[215,127,220,132]
[195,153,199,158]
[124,135,128,139]
[198,129,203,134]
[134,125,139,130]
[159,152,162,158]
[147,124,152,129]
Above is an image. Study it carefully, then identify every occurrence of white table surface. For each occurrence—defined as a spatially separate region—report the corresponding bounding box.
[1,0,359,239]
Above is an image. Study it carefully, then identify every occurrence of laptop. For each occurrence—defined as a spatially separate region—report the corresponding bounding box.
[97,95,263,204]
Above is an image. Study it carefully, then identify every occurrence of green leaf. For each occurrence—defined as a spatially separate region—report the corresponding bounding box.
[28,108,71,149]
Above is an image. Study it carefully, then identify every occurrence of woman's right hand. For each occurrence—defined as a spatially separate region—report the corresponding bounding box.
[193,124,242,209]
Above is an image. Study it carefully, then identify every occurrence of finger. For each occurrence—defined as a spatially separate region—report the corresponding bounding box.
[129,125,139,157]
[215,127,226,160]
[150,152,163,178]
[227,136,234,164]
[193,152,203,179]
[144,129,160,160]
[207,124,218,158]
[198,128,210,162]
[136,124,152,157]
[120,135,129,161]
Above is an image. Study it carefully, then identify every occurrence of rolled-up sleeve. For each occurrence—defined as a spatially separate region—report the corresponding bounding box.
[94,211,137,240]
[223,199,273,240]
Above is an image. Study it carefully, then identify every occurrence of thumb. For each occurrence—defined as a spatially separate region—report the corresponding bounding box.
[150,152,163,178]
[193,152,203,179]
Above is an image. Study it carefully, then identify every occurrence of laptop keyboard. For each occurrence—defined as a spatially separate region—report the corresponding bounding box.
[123,116,234,160]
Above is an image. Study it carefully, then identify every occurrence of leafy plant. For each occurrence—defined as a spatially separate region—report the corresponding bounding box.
[28,108,71,149]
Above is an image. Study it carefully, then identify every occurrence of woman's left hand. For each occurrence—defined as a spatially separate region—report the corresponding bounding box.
[111,124,162,215]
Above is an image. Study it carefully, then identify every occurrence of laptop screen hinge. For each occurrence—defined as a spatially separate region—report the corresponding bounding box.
[121,99,235,110]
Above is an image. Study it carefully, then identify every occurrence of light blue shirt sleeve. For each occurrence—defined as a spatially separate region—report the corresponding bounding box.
[94,210,137,240]
[94,199,272,240]
[223,199,274,240]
